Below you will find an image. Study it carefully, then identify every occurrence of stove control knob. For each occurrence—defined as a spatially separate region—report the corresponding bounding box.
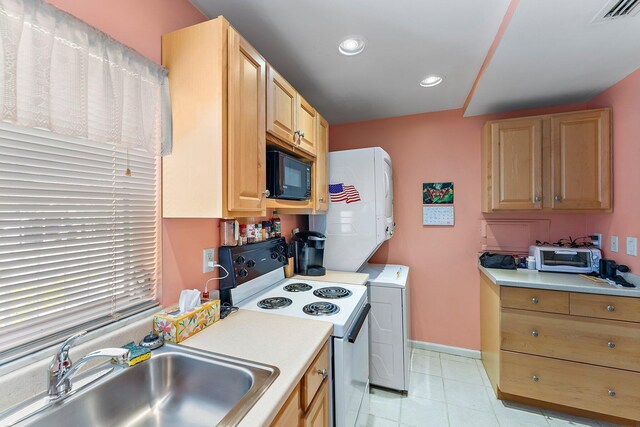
[246,260,256,268]
[278,255,286,263]
[238,268,248,278]
[278,245,286,253]
[235,256,245,264]
[271,252,279,260]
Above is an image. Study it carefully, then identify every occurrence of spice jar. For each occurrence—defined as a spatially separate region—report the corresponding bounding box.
[239,224,248,246]
[247,223,256,243]
[262,221,271,240]
[255,223,262,242]
[271,211,281,238]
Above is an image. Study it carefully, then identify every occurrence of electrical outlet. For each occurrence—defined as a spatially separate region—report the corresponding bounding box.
[592,233,602,249]
[203,248,215,273]
[611,235,619,253]
[627,237,638,257]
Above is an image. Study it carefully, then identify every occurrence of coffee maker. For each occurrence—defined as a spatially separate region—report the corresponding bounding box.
[293,231,326,276]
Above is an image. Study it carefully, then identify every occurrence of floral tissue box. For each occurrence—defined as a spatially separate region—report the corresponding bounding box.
[153,299,220,344]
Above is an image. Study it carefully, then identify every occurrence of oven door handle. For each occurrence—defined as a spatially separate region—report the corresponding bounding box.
[348,303,371,344]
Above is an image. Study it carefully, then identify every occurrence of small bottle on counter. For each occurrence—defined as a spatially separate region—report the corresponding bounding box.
[262,221,271,240]
[202,282,210,299]
[527,256,536,270]
[239,224,248,246]
[271,210,281,238]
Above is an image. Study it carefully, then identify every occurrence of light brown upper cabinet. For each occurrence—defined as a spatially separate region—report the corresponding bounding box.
[297,95,317,155]
[483,118,543,211]
[314,114,329,212]
[267,65,317,157]
[266,67,297,146]
[227,28,267,213]
[482,108,611,213]
[162,17,269,218]
[550,110,611,210]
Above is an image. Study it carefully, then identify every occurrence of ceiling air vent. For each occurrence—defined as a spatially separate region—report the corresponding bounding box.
[593,0,640,22]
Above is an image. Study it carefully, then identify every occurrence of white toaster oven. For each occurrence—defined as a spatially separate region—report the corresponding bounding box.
[528,245,601,274]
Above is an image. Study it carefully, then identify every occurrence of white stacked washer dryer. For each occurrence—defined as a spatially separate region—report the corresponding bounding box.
[309,147,395,272]
[310,147,411,395]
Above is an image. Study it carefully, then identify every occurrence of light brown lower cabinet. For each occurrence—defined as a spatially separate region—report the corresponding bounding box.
[303,381,330,427]
[271,342,330,427]
[480,273,640,424]
[501,351,640,421]
[271,385,302,427]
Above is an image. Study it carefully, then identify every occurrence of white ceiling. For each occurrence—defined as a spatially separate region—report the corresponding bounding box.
[189,0,640,123]
[464,0,640,116]
[189,0,511,124]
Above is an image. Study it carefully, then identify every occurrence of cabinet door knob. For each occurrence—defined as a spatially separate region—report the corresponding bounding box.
[262,189,270,197]
[554,195,562,201]
[319,197,325,202]
[534,195,541,202]
[531,330,539,337]
[532,375,540,382]
[607,305,615,312]
[531,297,539,304]
[607,341,616,349]
[608,389,616,397]
[317,368,328,378]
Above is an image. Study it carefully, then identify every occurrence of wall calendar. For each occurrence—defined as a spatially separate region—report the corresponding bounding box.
[422,205,455,226]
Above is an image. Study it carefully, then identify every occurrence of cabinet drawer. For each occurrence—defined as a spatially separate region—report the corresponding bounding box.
[501,309,640,371]
[501,351,640,421]
[301,342,329,411]
[501,287,569,314]
[570,293,640,323]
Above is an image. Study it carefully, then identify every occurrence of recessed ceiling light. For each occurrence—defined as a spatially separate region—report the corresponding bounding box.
[420,75,444,87]
[339,37,366,56]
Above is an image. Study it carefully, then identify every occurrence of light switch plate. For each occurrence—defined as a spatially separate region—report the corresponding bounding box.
[627,237,638,257]
[203,248,215,273]
[611,235,618,253]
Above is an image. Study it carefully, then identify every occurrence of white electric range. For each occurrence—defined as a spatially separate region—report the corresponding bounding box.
[218,239,370,427]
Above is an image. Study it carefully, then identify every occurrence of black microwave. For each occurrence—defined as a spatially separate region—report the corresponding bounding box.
[267,150,311,200]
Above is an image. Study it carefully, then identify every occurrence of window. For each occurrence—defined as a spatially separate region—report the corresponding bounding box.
[0,124,161,363]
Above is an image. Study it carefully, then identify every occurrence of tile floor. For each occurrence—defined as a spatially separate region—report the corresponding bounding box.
[366,348,622,427]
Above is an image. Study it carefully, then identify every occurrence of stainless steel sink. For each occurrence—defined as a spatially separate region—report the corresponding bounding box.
[1,344,279,427]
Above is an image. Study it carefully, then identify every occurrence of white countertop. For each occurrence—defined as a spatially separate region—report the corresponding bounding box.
[479,266,640,297]
[180,310,333,426]
[292,270,369,286]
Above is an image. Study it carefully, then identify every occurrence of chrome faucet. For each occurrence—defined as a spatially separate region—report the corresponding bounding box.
[47,331,130,400]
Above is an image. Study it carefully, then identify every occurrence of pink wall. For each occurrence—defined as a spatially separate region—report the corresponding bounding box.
[586,69,640,273]
[48,0,308,305]
[163,213,307,305]
[330,103,594,350]
[43,0,640,347]
[47,0,205,64]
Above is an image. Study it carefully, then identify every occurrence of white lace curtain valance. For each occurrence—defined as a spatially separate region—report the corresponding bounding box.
[0,0,171,155]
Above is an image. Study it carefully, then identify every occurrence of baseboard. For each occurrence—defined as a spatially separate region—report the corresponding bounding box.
[410,340,481,359]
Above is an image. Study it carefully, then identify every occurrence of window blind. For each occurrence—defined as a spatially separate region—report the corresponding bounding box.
[0,124,160,363]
